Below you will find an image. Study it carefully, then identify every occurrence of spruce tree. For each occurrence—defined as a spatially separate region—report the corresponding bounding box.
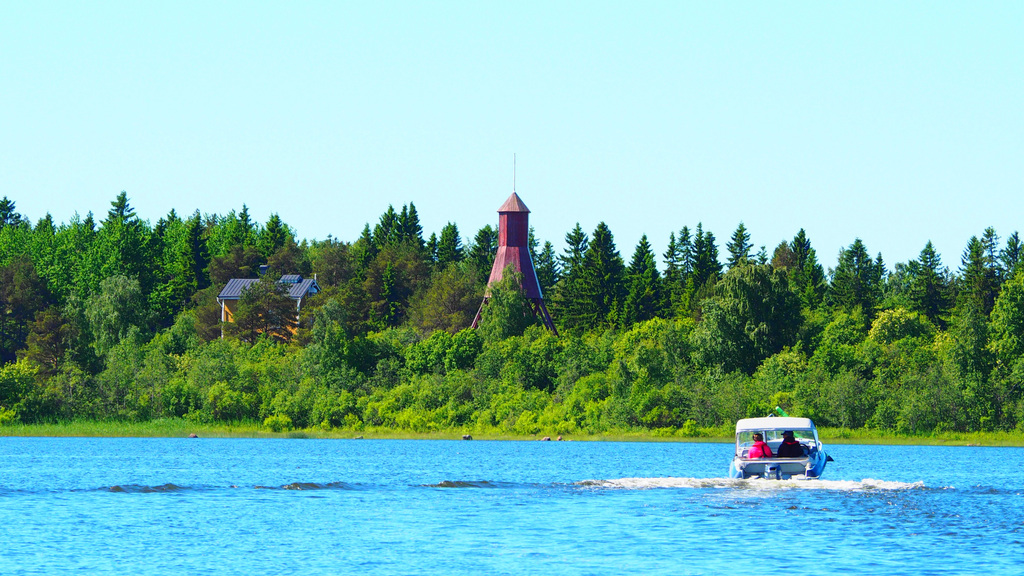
[435,222,463,270]
[622,234,663,325]
[726,222,752,269]
[908,240,951,326]
[790,229,826,309]
[467,224,498,284]
[0,197,23,230]
[552,223,590,331]
[690,223,721,290]
[402,203,425,249]
[959,235,1000,317]
[1001,232,1022,280]
[578,222,626,327]
[827,238,883,318]
[535,241,559,297]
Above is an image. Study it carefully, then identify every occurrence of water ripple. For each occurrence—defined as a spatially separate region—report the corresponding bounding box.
[579,477,933,491]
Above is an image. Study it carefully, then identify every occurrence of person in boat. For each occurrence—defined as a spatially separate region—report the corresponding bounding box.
[776,430,804,458]
[748,433,773,458]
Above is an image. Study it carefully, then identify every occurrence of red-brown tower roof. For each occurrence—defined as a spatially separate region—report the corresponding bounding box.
[497,192,531,213]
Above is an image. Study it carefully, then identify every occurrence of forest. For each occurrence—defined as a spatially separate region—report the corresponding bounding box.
[1,192,1023,437]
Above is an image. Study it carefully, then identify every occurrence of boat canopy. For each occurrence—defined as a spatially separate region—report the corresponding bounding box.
[735,417,816,433]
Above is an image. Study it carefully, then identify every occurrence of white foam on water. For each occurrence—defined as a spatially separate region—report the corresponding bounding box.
[581,477,927,491]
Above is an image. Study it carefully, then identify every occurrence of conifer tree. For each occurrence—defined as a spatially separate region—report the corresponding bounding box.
[726,222,752,269]
[373,205,401,248]
[578,222,626,327]
[690,223,721,290]
[259,213,289,258]
[552,223,590,331]
[908,240,951,326]
[789,229,826,309]
[105,191,135,224]
[959,235,1000,317]
[0,197,23,230]
[1001,232,1023,281]
[426,232,438,263]
[677,226,693,278]
[402,203,425,249]
[467,224,498,284]
[534,241,559,297]
[621,234,663,325]
[351,224,376,272]
[663,231,680,288]
[827,238,883,318]
[435,222,463,270]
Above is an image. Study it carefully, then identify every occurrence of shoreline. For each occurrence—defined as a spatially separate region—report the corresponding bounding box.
[1,419,1021,447]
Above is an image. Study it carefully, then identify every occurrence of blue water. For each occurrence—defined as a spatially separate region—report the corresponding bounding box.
[1,438,1022,575]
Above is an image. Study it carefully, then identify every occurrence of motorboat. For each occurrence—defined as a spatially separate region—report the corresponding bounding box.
[728,416,831,479]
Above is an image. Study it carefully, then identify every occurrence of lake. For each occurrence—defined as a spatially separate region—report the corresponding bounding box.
[0,437,1021,575]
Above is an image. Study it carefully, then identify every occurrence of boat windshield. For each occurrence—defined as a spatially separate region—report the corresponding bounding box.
[764,429,815,442]
[736,429,817,448]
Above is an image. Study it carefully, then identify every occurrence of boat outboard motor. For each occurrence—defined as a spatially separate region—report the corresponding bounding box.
[765,463,780,480]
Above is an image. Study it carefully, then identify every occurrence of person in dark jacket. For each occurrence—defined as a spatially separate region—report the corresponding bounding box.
[776,430,804,458]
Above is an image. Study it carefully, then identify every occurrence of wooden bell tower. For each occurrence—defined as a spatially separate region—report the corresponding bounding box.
[471,192,557,334]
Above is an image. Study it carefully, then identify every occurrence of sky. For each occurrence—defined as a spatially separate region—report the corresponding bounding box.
[2,2,1022,271]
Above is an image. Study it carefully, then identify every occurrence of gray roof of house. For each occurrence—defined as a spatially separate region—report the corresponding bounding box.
[218,278,261,300]
[217,276,320,300]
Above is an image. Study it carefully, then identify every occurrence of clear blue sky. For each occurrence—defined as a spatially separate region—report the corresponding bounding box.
[3,2,1022,270]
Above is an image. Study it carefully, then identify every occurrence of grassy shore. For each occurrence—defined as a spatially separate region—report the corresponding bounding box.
[1,419,1022,446]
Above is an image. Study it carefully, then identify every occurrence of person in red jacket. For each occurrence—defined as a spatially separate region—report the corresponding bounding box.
[748,433,773,458]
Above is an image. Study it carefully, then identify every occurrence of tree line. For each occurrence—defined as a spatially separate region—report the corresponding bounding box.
[1,192,1023,435]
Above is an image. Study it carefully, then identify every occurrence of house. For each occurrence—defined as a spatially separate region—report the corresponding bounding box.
[216,273,321,326]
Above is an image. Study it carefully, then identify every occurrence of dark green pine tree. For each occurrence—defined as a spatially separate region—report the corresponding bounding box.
[435,222,463,270]
[0,196,23,230]
[237,204,257,248]
[827,238,883,318]
[426,232,438,263]
[578,222,626,328]
[258,213,289,258]
[690,223,721,290]
[621,234,664,325]
[105,191,136,223]
[552,223,590,332]
[401,203,425,250]
[663,231,681,288]
[908,240,951,327]
[677,226,693,278]
[187,210,211,291]
[373,205,401,249]
[959,235,1000,317]
[1001,232,1023,281]
[467,224,498,284]
[352,224,377,272]
[534,241,559,297]
[790,229,826,309]
[726,222,753,269]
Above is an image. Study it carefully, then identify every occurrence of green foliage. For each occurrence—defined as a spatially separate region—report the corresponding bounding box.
[85,275,150,358]
[4,193,1024,436]
[264,413,294,432]
[407,263,482,334]
[476,268,537,343]
[828,238,884,318]
[691,264,801,374]
[223,277,296,344]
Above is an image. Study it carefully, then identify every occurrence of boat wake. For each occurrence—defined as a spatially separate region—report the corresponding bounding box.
[579,477,929,491]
